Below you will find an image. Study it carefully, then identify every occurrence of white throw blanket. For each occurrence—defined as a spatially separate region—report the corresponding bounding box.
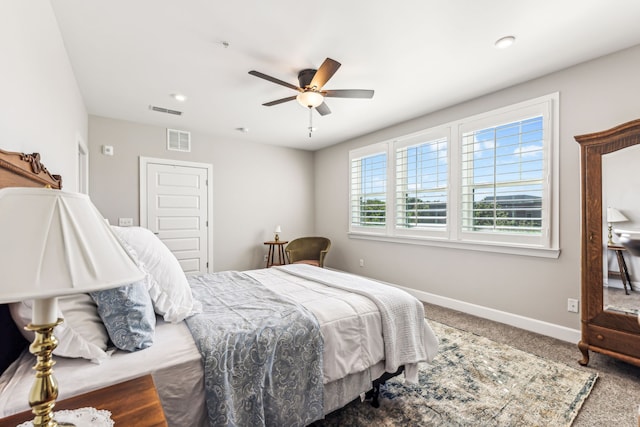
[275,264,438,383]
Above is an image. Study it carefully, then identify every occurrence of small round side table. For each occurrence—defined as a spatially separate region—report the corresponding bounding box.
[264,240,288,268]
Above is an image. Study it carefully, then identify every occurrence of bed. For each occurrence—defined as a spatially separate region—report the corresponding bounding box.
[0,149,439,426]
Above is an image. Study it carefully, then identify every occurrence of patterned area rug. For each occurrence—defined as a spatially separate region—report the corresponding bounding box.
[314,321,597,427]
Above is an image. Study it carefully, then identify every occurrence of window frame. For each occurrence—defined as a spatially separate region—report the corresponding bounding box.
[348,93,560,258]
[458,100,551,247]
[393,128,451,240]
[349,142,389,236]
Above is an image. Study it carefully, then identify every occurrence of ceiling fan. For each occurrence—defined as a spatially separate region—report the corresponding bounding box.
[248,57,374,116]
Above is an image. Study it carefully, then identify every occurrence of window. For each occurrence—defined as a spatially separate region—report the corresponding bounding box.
[461,117,543,235]
[395,132,448,236]
[350,145,387,230]
[349,93,559,257]
[458,100,553,248]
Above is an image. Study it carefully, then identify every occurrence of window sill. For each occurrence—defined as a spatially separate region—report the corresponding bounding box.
[348,231,561,259]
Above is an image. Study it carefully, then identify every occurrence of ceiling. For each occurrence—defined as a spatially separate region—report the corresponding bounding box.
[50,0,640,151]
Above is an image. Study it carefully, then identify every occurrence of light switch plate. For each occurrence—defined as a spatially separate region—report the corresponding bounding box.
[118,218,133,226]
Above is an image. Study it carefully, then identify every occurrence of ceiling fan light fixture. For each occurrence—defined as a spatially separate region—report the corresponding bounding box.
[296,91,324,108]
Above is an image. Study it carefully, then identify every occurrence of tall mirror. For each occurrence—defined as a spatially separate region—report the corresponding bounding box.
[575,119,640,367]
[602,145,640,315]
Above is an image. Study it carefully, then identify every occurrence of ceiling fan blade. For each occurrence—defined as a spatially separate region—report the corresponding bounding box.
[309,58,341,90]
[324,89,374,99]
[249,70,301,92]
[316,102,331,116]
[263,95,297,106]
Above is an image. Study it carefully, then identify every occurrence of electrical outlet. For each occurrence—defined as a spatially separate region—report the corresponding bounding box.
[567,298,579,313]
[359,259,364,267]
[263,254,268,262]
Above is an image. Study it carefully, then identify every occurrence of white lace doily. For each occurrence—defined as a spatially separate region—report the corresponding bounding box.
[17,407,114,427]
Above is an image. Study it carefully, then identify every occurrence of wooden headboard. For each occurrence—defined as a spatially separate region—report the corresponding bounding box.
[0,148,62,375]
[0,149,62,189]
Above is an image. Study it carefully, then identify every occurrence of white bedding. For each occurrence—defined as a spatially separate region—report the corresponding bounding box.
[0,266,438,425]
[0,319,207,426]
[246,266,385,383]
[268,264,438,382]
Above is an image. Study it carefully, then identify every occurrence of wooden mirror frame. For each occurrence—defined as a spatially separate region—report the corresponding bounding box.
[575,118,640,367]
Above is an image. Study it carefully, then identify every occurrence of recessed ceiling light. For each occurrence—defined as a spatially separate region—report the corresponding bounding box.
[171,93,187,102]
[494,36,516,49]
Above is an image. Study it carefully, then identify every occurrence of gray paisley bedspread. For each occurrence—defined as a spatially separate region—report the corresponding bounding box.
[185,271,324,427]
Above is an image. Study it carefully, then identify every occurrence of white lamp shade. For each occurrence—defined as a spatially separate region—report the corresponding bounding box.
[0,188,144,303]
[607,207,628,223]
[296,91,324,108]
[274,225,282,233]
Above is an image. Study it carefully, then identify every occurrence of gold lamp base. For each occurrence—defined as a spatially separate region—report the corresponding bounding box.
[25,319,71,427]
[608,223,615,245]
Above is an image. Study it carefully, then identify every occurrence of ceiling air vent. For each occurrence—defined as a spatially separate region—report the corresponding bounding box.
[149,105,183,116]
[167,129,191,152]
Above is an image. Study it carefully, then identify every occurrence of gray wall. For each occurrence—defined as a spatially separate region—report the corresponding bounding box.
[314,44,640,332]
[88,116,315,272]
[1,1,87,190]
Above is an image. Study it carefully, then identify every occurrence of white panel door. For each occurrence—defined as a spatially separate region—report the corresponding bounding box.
[144,162,209,273]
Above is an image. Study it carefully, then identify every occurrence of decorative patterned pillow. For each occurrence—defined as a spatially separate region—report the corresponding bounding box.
[110,226,201,323]
[90,281,156,352]
[10,293,110,363]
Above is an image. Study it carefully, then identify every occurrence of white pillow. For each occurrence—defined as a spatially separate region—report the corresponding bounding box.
[111,226,201,323]
[10,293,110,363]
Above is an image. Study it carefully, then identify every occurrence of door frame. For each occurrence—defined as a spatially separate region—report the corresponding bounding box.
[77,132,89,194]
[139,156,214,273]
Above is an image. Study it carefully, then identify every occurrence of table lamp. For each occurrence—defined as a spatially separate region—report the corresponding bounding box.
[0,188,144,427]
[274,225,282,242]
[607,207,628,245]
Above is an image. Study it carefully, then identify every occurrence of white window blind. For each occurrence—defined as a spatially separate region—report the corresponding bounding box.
[395,136,448,229]
[350,151,387,228]
[461,116,544,236]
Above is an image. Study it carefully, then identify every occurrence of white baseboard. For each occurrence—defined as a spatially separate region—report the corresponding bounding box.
[327,267,581,344]
[397,285,581,344]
